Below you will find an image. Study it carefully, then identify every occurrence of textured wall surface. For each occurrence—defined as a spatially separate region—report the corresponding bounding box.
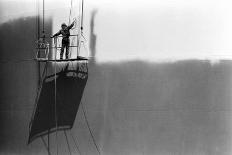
[0,19,232,154]
[0,1,232,154]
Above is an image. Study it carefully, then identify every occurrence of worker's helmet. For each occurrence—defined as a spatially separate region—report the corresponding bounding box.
[61,23,67,28]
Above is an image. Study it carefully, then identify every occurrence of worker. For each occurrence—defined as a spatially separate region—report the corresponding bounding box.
[51,20,76,59]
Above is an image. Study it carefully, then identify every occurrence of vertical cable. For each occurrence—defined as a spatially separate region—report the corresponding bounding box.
[42,0,45,34]
[41,137,52,155]
[37,0,40,38]
[70,131,82,155]
[68,0,73,25]
[81,0,84,30]
[68,0,75,58]
[54,37,58,155]
[47,129,50,155]
[77,0,82,57]
[64,131,72,155]
[37,0,41,85]
[81,102,101,155]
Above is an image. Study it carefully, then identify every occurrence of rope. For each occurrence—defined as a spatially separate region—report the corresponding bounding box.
[64,131,72,155]
[77,0,82,57]
[70,131,82,155]
[41,137,52,155]
[37,0,40,39]
[81,102,101,155]
[80,34,89,58]
[68,0,73,25]
[54,37,59,155]
[42,0,45,34]
[69,0,78,59]
[36,0,41,86]
[48,130,50,155]
[81,0,84,30]
[68,0,76,30]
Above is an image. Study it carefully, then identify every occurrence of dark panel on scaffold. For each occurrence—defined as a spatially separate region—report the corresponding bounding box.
[28,62,88,144]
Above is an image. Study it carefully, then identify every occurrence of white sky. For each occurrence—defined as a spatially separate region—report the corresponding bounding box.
[1,0,232,62]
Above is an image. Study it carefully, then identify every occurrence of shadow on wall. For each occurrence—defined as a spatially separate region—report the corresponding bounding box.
[0,16,52,153]
[89,9,98,63]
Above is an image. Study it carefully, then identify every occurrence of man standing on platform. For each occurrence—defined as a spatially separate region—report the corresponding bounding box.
[51,20,76,59]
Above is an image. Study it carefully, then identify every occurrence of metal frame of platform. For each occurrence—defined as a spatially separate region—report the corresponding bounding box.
[36,56,88,62]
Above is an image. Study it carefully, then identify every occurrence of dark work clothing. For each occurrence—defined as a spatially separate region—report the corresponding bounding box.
[52,22,74,59]
[61,38,70,59]
[52,22,74,39]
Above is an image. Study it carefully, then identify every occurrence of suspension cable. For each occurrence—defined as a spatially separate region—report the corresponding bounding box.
[81,0,84,30]
[41,137,52,155]
[68,0,73,25]
[70,131,82,155]
[64,130,72,155]
[42,0,45,34]
[54,37,59,155]
[81,102,101,155]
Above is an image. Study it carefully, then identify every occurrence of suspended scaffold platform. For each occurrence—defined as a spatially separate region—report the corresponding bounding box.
[28,0,101,155]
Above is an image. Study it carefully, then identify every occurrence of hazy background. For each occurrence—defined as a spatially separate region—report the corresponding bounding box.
[1,0,232,62]
[0,0,232,155]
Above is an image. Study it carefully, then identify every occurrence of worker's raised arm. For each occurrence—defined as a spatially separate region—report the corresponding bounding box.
[67,20,75,30]
[50,30,61,38]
